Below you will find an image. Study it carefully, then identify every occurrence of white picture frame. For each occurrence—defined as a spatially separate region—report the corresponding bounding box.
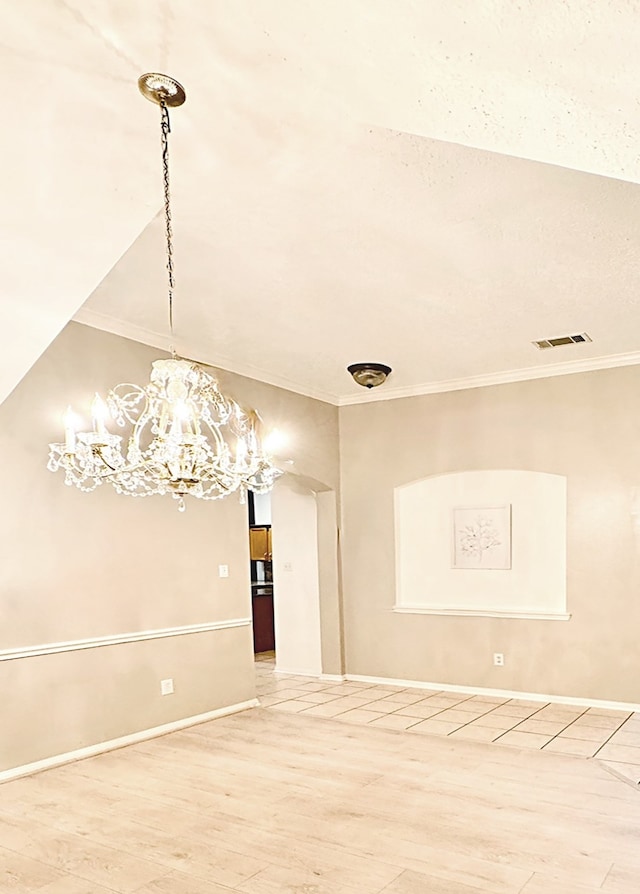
[452,505,512,570]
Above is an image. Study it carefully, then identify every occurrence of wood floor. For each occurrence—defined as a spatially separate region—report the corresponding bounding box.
[1,703,640,893]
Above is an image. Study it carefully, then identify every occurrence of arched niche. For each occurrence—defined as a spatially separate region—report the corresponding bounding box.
[394,470,568,619]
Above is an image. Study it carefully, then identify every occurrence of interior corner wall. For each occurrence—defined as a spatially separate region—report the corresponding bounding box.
[0,322,340,774]
[316,490,344,676]
[338,366,640,703]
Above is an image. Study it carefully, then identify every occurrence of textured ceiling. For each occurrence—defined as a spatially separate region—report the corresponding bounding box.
[5,1,640,405]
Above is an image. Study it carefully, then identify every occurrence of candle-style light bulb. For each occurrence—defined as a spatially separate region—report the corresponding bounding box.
[91,393,109,436]
[63,406,76,453]
[169,402,183,440]
[236,436,247,467]
[263,427,287,455]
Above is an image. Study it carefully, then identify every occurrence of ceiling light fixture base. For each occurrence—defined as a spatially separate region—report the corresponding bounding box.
[138,73,186,107]
[347,362,392,389]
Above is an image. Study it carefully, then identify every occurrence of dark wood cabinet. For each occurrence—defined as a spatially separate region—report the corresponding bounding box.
[252,586,275,652]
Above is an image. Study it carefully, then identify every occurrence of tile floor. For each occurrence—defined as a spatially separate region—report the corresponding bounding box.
[255,654,640,788]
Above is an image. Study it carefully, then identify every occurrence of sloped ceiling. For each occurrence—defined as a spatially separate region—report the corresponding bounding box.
[5,1,640,405]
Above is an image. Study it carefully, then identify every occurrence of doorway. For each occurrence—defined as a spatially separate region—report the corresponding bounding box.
[248,478,342,679]
[248,491,275,655]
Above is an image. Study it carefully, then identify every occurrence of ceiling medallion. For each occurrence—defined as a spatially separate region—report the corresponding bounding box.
[48,74,281,511]
[347,362,392,389]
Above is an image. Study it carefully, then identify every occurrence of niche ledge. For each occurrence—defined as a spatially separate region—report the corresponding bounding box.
[393,605,571,621]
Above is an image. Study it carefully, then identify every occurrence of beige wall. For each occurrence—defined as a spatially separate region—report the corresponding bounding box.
[8,316,636,772]
[316,490,344,676]
[0,322,339,773]
[339,366,640,702]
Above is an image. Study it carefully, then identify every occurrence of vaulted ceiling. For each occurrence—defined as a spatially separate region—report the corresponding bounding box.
[5,1,640,406]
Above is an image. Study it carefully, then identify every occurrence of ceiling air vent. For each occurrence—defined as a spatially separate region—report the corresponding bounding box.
[532,333,592,350]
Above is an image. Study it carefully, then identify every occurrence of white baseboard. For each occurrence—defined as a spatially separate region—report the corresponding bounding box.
[274,667,345,682]
[274,666,321,678]
[345,674,640,714]
[266,662,640,713]
[0,698,259,784]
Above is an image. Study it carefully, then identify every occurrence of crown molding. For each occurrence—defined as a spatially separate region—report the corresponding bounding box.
[74,309,640,408]
[338,350,640,405]
[72,308,339,406]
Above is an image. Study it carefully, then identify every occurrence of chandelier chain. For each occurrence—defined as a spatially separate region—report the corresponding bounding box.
[160,100,176,358]
[47,73,282,509]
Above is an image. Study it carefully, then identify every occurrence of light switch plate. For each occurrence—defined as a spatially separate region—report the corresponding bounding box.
[218,564,229,578]
[160,678,174,695]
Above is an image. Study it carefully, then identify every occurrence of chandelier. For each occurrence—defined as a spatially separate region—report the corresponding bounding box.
[48,73,281,511]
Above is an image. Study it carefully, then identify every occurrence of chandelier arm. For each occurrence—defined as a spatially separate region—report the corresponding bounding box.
[160,100,177,359]
[93,449,119,474]
[129,410,154,445]
[107,391,146,427]
[199,417,226,451]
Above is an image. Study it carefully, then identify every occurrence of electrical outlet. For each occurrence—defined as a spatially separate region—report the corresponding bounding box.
[218,564,229,578]
[160,678,174,695]
[493,653,504,667]
[283,562,293,572]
